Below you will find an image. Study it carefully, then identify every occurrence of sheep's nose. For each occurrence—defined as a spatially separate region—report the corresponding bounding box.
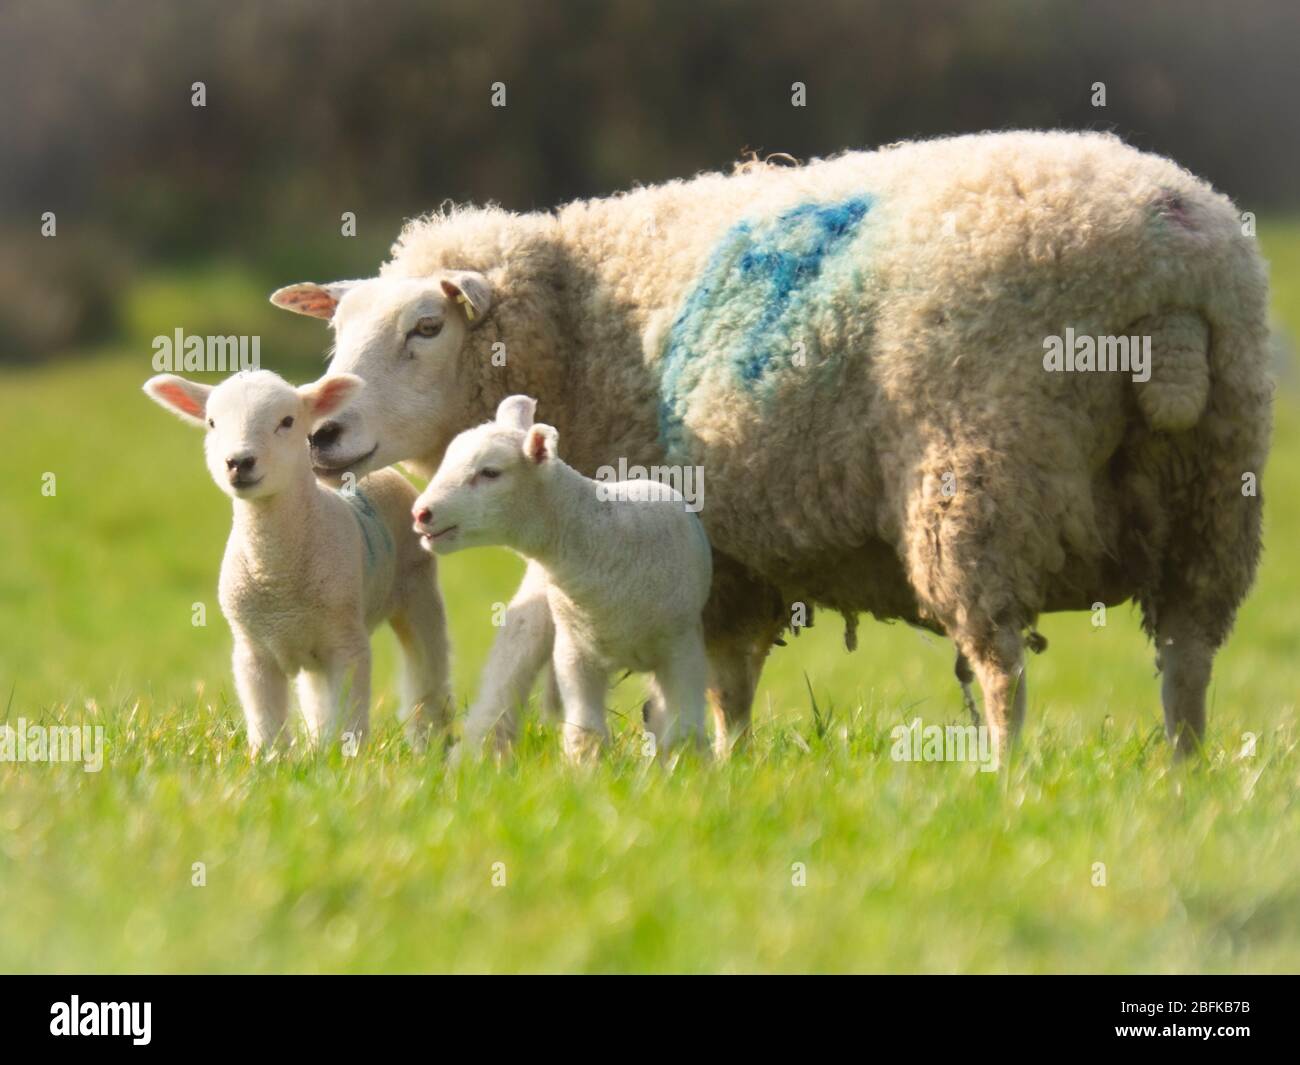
[309,421,344,449]
[413,505,433,529]
[226,454,256,474]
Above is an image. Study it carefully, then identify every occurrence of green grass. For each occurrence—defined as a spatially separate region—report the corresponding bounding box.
[2,226,1299,973]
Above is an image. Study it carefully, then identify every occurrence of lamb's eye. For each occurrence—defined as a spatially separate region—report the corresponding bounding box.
[412,318,443,339]
[207,418,215,428]
[280,416,295,430]
[479,467,501,481]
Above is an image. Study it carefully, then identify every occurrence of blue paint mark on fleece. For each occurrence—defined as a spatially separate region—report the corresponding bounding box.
[337,486,395,575]
[657,195,871,455]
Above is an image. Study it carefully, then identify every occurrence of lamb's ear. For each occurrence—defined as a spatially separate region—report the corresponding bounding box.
[269,281,360,321]
[298,373,364,418]
[495,394,537,431]
[440,271,492,325]
[143,374,212,426]
[523,423,558,465]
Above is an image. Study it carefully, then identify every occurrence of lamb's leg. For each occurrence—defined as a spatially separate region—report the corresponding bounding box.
[957,627,1026,761]
[333,643,371,750]
[641,689,667,740]
[551,630,609,763]
[232,638,290,754]
[296,671,331,748]
[298,637,371,751]
[390,572,452,751]
[540,663,564,722]
[955,649,981,725]
[651,631,711,755]
[460,560,554,757]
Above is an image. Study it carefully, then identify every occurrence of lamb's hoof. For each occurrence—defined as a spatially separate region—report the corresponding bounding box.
[562,728,606,764]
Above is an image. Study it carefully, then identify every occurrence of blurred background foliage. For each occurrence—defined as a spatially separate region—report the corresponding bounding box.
[2,0,1298,362]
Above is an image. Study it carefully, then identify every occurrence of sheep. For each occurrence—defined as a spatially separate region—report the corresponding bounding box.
[270,129,1272,759]
[412,395,713,761]
[143,369,451,753]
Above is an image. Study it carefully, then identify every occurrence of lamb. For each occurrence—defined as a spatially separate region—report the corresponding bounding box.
[270,130,1272,759]
[412,395,713,761]
[143,370,451,753]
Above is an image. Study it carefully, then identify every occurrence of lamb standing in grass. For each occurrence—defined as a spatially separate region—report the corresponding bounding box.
[413,395,712,760]
[144,370,450,753]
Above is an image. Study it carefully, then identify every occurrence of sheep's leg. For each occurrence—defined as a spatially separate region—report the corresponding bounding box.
[390,575,452,751]
[705,632,774,759]
[232,639,290,754]
[1145,570,1229,760]
[1137,386,1262,758]
[957,627,1026,762]
[461,560,554,757]
[954,650,981,725]
[1154,617,1214,759]
[651,632,711,755]
[551,630,609,763]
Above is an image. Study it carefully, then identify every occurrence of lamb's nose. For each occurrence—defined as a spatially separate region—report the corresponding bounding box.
[309,421,343,449]
[413,506,433,528]
[226,454,256,474]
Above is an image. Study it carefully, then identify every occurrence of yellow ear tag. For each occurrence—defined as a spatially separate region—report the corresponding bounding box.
[457,293,476,322]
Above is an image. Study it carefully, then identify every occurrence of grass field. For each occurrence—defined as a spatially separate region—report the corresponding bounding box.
[2,228,1299,973]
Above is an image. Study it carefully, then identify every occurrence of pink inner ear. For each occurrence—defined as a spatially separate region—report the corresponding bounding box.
[527,430,548,463]
[157,381,204,419]
[289,291,335,315]
[312,377,354,417]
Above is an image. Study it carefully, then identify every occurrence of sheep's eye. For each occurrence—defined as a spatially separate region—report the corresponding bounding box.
[280,416,295,430]
[411,318,443,339]
[479,467,501,481]
[207,418,215,428]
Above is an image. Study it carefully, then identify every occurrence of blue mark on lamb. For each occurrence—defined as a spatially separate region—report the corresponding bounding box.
[658,195,871,455]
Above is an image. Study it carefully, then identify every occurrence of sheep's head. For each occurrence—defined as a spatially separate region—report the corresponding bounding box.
[269,272,491,483]
[143,370,363,501]
[411,395,558,555]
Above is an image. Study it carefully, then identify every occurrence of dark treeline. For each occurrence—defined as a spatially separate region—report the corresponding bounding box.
[3,0,1297,359]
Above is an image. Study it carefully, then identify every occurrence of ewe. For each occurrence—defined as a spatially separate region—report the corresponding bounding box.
[413,396,712,761]
[144,370,450,753]
[273,131,1272,759]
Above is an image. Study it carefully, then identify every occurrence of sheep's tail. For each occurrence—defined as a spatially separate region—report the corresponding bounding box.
[1131,309,1212,431]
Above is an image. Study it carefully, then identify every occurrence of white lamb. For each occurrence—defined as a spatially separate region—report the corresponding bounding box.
[144,369,451,753]
[413,395,712,761]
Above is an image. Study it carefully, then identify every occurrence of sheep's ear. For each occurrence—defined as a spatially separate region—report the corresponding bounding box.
[495,394,537,431]
[299,373,364,418]
[269,281,360,321]
[143,374,212,426]
[440,271,492,325]
[523,423,558,465]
